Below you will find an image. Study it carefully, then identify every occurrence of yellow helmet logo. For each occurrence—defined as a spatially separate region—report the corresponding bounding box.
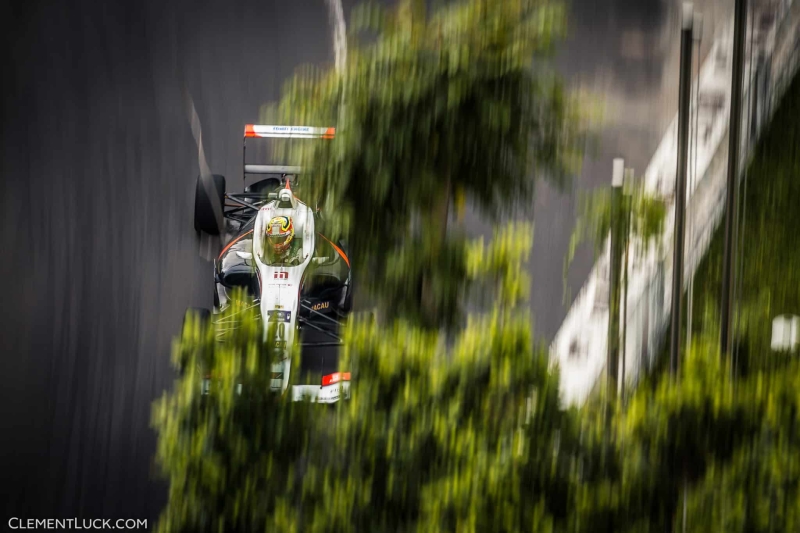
[269,216,292,233]
[266,216,294,254]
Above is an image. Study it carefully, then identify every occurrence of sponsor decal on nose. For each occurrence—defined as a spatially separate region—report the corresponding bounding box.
[267,310,292,323]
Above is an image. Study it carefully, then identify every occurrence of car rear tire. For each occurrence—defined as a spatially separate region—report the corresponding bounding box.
[194,174,226,235]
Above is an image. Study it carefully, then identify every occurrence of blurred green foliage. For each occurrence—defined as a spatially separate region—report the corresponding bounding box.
[570,66,800,532]
[572,336,800,532]
[153,297,314,532]
[262,0,584,328]
[564,179,666,301]
[154,225,582,532]
[677,62,800,532]
[688,66,800,376]
[154,0,800,530]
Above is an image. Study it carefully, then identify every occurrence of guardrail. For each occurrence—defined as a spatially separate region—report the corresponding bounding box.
[551,0,800,405]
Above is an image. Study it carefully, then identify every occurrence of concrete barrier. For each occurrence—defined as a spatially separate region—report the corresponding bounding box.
[551,0,800,405]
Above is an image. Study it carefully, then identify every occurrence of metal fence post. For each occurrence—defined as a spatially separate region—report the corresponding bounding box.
[670,3,694,377]
[608,159,625,396]
[721,0,748,358]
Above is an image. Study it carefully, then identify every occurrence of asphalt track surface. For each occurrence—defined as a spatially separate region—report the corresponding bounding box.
[0,0,730,522]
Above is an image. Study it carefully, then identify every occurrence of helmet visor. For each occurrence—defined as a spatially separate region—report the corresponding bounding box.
[268,233,291,245]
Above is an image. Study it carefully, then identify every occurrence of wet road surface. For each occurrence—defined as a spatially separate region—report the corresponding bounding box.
[0,0,335,521]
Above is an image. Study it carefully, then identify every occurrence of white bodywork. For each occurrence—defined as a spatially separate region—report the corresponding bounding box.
[292,383,351,404]
[252,187,315,393]
[206,125,349,402]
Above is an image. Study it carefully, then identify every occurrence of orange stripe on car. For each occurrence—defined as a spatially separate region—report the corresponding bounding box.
[218,229,253,259]
[317,233,350,268]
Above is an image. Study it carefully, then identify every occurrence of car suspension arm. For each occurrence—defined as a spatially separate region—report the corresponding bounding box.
[224,195,260,212]
[297,316,342,342]
[300,302,345,328]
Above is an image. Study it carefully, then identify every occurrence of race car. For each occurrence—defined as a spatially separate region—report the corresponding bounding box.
[193,125,352,403]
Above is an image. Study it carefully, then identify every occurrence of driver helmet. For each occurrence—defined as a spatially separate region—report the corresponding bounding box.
[266,216,294,256]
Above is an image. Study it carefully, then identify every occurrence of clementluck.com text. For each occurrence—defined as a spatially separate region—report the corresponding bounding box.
[8,518,147,530]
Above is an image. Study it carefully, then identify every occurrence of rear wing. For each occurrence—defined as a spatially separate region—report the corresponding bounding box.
[244,164,302,175]
[244,125,335,140]
[242,124,335,177]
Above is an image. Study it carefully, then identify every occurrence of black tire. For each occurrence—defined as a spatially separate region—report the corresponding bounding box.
[194,174,226,235]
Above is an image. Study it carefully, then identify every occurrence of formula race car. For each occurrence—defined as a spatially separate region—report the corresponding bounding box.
[193,125,352,403]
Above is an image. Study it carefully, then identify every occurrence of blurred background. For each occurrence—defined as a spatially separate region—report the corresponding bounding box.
[0,0,794,525]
